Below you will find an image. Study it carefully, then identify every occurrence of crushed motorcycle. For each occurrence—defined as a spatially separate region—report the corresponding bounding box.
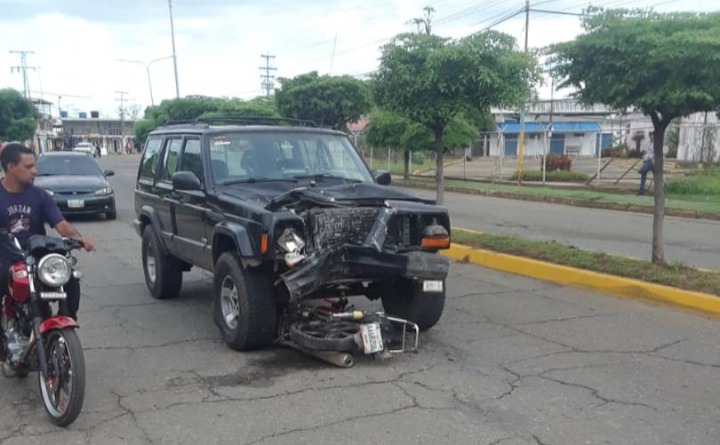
[268,199,451,368]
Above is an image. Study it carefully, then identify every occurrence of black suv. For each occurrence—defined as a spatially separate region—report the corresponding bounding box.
[133,117,451,354]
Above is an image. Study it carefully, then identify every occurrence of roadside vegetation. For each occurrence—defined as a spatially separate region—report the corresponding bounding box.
[451,229,720,296]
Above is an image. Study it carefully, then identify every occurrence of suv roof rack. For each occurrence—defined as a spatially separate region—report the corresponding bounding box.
[159,119,206,127]
[197,115,318,128]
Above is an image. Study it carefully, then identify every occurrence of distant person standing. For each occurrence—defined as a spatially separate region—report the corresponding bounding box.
[638,132,655,195]
[95,143,101,158]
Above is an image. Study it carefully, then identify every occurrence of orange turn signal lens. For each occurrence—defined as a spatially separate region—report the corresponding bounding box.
[260,233,269,254]
[421,236,450,249]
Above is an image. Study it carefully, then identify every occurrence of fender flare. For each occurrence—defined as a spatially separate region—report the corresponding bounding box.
[139,206,169,252]
[212,221,256,260]
[38,316,79,335]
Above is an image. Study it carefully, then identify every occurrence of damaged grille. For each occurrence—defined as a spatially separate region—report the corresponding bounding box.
[303,207,379,250]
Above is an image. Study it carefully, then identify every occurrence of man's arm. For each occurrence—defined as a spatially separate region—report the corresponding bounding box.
[39,187,95,252]
[55,220,95,252]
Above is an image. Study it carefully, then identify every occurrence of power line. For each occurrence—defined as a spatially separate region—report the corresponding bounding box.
[9,50,37,99]
[260,53,277,97]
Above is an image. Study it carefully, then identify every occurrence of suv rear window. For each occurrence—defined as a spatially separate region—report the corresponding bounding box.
[139,137,163,179]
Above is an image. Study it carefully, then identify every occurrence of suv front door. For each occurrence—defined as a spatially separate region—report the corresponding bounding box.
[172,137,212,270]
[155,137,183,254]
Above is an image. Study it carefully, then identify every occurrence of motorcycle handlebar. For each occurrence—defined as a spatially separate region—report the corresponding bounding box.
[62,237,85,250]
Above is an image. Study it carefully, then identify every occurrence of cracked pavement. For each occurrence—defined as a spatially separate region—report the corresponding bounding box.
[1,156,719,445]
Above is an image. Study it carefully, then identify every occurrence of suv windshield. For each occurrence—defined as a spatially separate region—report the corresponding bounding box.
[36,155,103,176]
[207,131,373,184]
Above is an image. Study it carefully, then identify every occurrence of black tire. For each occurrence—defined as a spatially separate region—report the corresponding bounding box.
[213,252,277,351]
[38,328,85,427]
[106,207,117,220]
[141,226,182,299]
[289,320,360,352]
[381,278,446,331]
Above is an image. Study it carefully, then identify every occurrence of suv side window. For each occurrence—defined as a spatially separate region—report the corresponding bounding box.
[139,137,163,180]
[159,138,183,182]
[179,138,203,184]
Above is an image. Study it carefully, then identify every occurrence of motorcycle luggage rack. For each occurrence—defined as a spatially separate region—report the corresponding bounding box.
[381,314,420,354]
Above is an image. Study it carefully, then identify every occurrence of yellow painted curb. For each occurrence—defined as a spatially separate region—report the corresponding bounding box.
[442,243,720,317]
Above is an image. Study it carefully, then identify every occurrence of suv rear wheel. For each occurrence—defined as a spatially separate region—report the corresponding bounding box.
[213,252,277,351]
[141,226,183,299]
[381,278,446,331]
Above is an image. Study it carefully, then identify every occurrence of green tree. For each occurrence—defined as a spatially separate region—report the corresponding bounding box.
[547,7,720,264]
[275,71,371,131]
[135,96,281,146]
[373,30,537,204]
[365,108,481,179]
[0,88,40,142]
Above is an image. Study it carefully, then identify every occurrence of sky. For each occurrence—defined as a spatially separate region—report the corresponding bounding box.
[0,0,715,119]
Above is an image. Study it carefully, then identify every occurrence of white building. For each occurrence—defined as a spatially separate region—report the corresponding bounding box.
[486,99,619,158]
[677,112,720,163]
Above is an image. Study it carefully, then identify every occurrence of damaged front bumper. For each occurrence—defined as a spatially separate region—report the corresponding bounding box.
[279,245,450,300]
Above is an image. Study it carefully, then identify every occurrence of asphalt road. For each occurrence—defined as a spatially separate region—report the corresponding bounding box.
[0,155,718,445]
[402,186,720,271]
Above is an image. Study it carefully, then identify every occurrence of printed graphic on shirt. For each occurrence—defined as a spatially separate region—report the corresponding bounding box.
[7,204,32,235]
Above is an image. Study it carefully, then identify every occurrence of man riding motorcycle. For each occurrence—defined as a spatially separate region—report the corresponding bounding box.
[0,143,95,365]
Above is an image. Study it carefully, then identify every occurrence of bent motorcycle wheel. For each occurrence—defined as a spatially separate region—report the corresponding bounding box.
[289,320,360,352]
[38,328,86,427]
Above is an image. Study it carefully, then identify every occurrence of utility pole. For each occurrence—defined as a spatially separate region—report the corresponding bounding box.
[168,0,180,98]
[516,0,530,184]
[116,91,128,153]
[9,50,36,99]
[260,53,277,97]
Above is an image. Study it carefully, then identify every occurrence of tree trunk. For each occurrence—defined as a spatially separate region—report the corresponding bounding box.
[403,149,410,181]
[651,117,671,265]
[434,125,445,205]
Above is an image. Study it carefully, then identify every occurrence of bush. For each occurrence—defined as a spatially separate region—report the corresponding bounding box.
[542,154,572,172]
[411,151,426,165]
[602,146,625,158]
[665,172,720,195]
[512,170,588,182]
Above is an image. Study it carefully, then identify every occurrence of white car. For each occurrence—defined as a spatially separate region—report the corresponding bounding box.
[73,142,95,156]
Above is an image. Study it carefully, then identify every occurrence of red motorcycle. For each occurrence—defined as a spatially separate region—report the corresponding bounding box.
[1,232,86,427]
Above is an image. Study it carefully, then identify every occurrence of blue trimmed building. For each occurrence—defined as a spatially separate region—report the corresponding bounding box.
[490,120,613,157]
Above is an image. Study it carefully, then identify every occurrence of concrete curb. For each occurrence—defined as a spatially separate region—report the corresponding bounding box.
[441,243,720,317]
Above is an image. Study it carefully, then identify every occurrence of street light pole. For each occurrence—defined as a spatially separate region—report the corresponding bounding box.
[116,56,174,106]
[168,0,180,98]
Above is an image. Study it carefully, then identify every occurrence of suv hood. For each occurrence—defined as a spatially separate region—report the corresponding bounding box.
[218,181,434,209]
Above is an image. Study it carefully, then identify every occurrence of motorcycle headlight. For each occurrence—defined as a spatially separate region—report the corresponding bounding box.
[95,187,113,196]
[38,254,72,287]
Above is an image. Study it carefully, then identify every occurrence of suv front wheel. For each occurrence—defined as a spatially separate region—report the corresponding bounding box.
[381,278,446,331]
[213,252,277,351]
[141,226,183,299]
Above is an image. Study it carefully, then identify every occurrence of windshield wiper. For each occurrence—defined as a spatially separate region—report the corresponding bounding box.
[293,173,361,183]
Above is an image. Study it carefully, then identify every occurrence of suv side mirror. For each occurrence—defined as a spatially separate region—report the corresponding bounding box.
[374,170,391,186]
[172,171,202,191]
[104,169,115,177]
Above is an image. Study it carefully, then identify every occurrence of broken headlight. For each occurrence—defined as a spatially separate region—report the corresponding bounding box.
[277,228,306,267]
[420,222,450,249]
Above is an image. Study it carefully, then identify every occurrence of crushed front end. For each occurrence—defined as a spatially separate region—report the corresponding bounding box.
[271,198,451,366]
[276,200,451,301]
